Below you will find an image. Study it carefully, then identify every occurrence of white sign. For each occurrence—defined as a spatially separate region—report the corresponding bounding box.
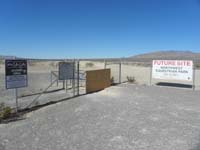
[59,62,74,80]
[152,60,193,81]
[5,60,28,89]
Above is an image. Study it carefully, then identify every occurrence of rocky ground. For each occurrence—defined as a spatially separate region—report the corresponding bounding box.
[0,84,200,150]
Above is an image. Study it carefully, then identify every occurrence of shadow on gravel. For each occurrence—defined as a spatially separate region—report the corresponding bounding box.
[1,84,117,124]
[0,143,5,150]
[19,88,64,98]
[0,93,88,124]
[156,82,193,89]
[190,140,200,150]
[0,116,26,124]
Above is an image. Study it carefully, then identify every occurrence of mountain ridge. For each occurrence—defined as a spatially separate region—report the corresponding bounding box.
[129,50,200,64]
[1,50,200,64]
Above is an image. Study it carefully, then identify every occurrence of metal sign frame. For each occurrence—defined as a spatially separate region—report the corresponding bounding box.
[151,60,195,90]
[5,59,28,112]
[5,59,28,89]
[58,62,75,80]
[152,60,193,81]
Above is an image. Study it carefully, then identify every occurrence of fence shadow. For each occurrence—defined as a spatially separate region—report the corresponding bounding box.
[189,135,200,150]
[156,82,193,89]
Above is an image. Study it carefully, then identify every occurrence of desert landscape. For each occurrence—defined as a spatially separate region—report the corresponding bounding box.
[1,51,200,150]
[1,0,200,149]
[0,51,200,110]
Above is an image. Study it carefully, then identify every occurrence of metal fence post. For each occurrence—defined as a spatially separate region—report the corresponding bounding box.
[73,60,75,96]
[56,62,58,87]
[15,88,19,113]
[57,78,59,87]
[50,71,52,84]
[119,60,122,84]
[77,60,80,96]
[66,80,68,91]
[104,59,106,69]
[63,80,65,89]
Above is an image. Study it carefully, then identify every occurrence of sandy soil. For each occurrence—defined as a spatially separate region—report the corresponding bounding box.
[0,84,200,150]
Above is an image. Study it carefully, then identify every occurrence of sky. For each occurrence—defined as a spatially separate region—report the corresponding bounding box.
[0,0,200,59]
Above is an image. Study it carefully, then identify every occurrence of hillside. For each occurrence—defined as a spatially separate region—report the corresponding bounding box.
[1,51,200,65]
[128,51,200,64]
[0,55,16,60]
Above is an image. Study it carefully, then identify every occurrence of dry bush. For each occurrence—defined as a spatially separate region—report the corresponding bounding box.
[0,102,12,120]
[195,64,200,69]
[110,76,115,85]
[0,60,4,65]
[85,62,94,68]
[127,76,136,83]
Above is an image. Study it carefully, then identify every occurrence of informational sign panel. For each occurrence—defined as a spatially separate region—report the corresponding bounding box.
[59,62,74,80]
[5,60,28,89]
[152,60,193,81]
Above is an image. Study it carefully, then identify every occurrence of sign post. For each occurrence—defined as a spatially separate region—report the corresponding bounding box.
[149,66,152,85]
[58,61,75,93]
[193,68,195,90]
[5,59,28,112]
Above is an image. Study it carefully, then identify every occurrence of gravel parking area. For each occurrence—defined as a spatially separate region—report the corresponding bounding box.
[0,84,200,150]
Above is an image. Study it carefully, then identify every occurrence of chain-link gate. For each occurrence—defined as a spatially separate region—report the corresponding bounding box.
[105,60,122,85]
[1,58,200,113]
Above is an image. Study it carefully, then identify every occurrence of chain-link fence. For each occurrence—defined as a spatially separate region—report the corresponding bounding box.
[0,59,83,111]
[0,59,200,112]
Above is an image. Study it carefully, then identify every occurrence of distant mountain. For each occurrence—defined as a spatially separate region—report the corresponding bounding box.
[128,51,200,65]
[1,51,200,65]
[0,55,16,60]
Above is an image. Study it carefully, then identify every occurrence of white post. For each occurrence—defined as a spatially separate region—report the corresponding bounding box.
[150,66,152,86]
[193,68,195,91]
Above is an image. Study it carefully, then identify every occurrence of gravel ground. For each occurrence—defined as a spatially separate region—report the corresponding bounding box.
[0,84,200,150]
